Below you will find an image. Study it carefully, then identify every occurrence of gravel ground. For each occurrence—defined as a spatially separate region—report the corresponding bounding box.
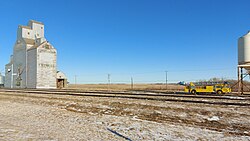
[0,92,249,141]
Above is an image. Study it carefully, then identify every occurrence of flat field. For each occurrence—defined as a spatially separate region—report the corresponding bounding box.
[68,84,184,92]
[0,88,249,140]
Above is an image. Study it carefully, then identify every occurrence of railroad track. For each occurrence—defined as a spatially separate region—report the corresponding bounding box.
[0,88,250,106]
[32,88,250,98]
[6,88,250,99]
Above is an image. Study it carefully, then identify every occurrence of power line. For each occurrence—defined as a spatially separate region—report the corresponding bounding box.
[65,68,237,84]
[67,68,235,78]
[168,68,235,72]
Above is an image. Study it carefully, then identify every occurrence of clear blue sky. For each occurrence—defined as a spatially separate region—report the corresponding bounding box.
[0,0,250,84]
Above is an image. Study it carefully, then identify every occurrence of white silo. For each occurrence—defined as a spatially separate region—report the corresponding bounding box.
[0,73,4,87]
[237,31,250,94]
[238,31,250,67]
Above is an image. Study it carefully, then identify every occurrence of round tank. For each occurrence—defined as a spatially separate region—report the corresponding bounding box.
[0,74,4,85]
[238,31,250,65]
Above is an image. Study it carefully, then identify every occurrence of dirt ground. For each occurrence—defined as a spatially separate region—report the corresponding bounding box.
[68,84,184,92]
[0,92,249,140]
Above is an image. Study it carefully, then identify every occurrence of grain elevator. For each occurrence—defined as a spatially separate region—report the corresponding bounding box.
[5,20,57,89]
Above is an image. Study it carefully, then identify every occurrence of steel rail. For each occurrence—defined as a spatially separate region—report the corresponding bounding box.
[0,89,250,106]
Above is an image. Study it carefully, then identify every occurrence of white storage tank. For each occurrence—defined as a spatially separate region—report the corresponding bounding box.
[238,31,250,65]
[0,73,5,87]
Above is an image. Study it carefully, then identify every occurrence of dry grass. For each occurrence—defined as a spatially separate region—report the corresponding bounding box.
[68,84,184,92]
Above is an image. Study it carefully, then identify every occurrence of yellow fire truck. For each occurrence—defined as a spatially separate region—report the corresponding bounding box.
[184,81,231,94]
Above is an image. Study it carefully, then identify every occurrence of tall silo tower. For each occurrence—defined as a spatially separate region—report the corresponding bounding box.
[238,31,250,94]
[5,20,57,89]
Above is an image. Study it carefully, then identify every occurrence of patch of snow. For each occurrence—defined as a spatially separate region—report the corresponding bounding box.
[221,96,245,99]
[208,116,220,121]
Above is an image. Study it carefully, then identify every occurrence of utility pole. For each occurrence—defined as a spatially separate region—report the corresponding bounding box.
[108,74,111,91]
[165,71,168,91]
[131,77,134,90]
[74,75,77,85]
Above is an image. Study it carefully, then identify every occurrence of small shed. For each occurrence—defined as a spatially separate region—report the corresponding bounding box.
[56,71,67,88]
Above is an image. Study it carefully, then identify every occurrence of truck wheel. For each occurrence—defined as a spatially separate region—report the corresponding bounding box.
[191,90,196,94]
[217,90,223,94]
